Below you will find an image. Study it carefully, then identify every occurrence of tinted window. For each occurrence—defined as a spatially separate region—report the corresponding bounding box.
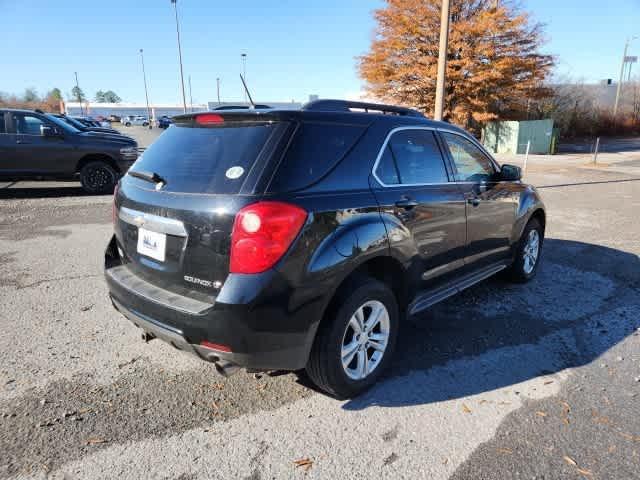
[269,122,366,192]
[129,123,279,194]
[375,146,400,185]
[442,132,495,182]
[13,114,45,135]
[0,114,6,134]
[377,129,448,185]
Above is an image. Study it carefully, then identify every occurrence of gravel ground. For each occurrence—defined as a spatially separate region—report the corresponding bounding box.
[0,151,639,479]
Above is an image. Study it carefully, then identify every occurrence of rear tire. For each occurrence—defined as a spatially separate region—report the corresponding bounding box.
[79,161,117,194]
[125,122,131,127]
[306,277,399,399]
[506,218,543,283]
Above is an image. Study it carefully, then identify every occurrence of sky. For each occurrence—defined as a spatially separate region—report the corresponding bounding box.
[1,0,639,105]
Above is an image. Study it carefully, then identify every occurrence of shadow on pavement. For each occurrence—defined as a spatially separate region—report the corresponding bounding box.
[342,238,639,410]
[0,184,105,199]
[537,178,640,189]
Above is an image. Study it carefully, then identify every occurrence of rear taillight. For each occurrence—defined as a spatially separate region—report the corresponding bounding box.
[230,201,307,274]
[112,182,120,225]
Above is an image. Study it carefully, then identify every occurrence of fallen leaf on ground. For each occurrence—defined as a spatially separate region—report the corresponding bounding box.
[562,417,570,425]
[536,411,547,417]
[563,455,577,466]
[497,448,513,454]
[560,401,571,413]
[462,403,472,413]
[86,438,109,445]
[576,467,593,476]
[211,401,219,411]
[293,458,313,471]
[543,380,554,385]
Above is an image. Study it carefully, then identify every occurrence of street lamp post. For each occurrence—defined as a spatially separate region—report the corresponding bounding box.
[613,37,637,119]
[139,49,152,129]
[434,0,450,121]
[74,71,84,116]
[171,0,187,113]
[216,77,221,103]
[241,53,247,104]
[189,75,193,112]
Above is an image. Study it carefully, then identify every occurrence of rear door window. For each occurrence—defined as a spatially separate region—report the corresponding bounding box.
[129,122,281,194]
[13,113,46,135]
[0,113,6,134]
[375,129,449,185]
[268,122,366,192]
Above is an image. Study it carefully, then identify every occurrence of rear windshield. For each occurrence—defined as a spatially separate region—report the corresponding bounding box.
[268,122,366,192]
[130,123,279,194]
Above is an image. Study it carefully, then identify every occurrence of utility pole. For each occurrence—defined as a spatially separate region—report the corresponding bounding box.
[613,37,637,118]
[139,49,152,128]
[74,71,84,116]
[241,53,247,103]
[434,0,450,121]
[188,75,193,112]
[216,77,221,103]
[171,0,187,113]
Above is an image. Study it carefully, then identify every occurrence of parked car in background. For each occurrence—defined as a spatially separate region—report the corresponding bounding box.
[105,100,546,398]
[156,115,173,129]
[52,114,123,136]
[108,114,121,123]
[122,115,149,127]
[0,108,138,194]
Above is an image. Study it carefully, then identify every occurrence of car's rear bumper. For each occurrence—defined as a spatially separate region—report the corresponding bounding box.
[104,237,325,372]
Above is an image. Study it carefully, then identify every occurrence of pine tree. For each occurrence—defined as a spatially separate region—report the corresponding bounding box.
[358,0,554,129]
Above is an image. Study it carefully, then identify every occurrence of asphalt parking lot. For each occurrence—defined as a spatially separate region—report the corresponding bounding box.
[1,141,639,479]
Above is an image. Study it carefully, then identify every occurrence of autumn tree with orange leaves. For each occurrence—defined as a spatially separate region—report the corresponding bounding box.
[358,0,554,130]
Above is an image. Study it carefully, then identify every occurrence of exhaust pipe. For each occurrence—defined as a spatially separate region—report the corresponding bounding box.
[214,360,241,377]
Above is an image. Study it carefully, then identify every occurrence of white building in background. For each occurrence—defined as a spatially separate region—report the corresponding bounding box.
[65,95,317,120]
[64,102,208,119]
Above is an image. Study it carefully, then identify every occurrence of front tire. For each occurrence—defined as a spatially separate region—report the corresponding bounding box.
[125,122,131,127]
[306,277,399,398]
[506,217,543,283]
[79,161,117,194]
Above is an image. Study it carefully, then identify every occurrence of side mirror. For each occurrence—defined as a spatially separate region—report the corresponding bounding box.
[40,125,61,137]
[499,164,521,181]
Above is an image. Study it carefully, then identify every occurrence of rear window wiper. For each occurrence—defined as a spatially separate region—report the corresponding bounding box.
[128,170,167,186]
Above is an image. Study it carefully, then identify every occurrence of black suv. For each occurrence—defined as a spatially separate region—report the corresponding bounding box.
[105,100,545,398]
[0,108,138,193]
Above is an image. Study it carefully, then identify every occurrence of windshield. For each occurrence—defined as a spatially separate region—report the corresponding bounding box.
[44,114,81,133]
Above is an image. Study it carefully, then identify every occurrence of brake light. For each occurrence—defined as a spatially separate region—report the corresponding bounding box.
[195,113,224,125]
[200,340,232,353]
[230,201,307,274]
[112,182,119,225]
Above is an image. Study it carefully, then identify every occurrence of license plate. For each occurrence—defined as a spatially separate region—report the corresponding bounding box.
[137,228,166,262]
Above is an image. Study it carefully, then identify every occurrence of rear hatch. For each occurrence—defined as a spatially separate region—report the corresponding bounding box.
[113,112,292,299]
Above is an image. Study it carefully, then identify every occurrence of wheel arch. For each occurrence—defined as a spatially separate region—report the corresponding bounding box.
[300,254,408,367]
[75,153,119,174]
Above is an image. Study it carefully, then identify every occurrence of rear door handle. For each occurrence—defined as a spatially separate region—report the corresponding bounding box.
[395,198,418,209]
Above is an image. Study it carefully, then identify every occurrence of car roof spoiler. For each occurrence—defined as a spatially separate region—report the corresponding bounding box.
[302,99,424,118]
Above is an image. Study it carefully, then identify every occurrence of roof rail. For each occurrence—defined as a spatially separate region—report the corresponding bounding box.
[302,99,424,118]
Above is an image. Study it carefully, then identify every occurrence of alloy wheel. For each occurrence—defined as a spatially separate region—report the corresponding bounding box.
[523,229,540,274]
[341,300,390,380]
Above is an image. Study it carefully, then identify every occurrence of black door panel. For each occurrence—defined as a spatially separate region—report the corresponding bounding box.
[440,131,518,269]
[370,128,467,294]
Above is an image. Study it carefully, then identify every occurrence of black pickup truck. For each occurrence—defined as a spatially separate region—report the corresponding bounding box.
[0,108,138,193]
